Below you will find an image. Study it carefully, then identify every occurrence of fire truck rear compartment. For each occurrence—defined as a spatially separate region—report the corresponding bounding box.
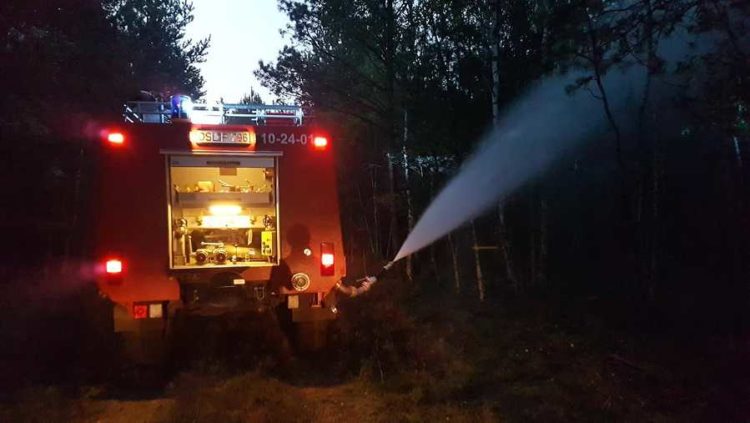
[168,155,279,269]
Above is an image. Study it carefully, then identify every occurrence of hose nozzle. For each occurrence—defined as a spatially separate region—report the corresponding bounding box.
[373,261,395,280]
[334,260,395,299]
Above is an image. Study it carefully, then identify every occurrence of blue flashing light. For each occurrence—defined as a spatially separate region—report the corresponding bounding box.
[170,95,193,119]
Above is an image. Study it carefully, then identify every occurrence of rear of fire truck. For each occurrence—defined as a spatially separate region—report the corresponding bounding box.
[93,98,346,361]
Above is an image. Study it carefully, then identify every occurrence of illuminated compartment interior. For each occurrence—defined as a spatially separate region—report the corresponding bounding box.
[168,156,278,268]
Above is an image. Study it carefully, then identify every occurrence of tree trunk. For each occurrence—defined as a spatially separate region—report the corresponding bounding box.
[529,188,539,288]
[428,166,441,284]
[430,243,440,285]
[586,13,635,295]
[538,195,548,287]
[448,232,461,294]
[402,110,414,281]
[362,246,368,276]
[383,0,399,262]
[638,0,659,303]
[491,45,500,124]
[733,136,743,170]
[731,134,747,345]
[490,0,518,292]
[491,0,501,125]
[585,14,628,217]
[649,145,661,302]
[497,203,518,291]
[356,180,376,255]
[386,151,399,259]
[530,219,537,288]
[471,220,486,301]
[369,166,381,256]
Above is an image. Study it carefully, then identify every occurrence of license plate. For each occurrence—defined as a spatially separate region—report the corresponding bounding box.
[190,130,254,145]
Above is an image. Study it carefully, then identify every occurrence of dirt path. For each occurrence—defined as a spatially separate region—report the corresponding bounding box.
[77,377,490,423]
[83,399,175,423]
[297,383,381,422]
[80,380,388,423]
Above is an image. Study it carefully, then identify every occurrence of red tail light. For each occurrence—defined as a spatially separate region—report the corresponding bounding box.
[321,242,335,276]
[105,259,123,274]
[313,136,328,150]
[106,131,125,145]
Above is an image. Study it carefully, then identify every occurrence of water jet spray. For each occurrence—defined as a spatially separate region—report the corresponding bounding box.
[343,30,697,298]
[345,69,640,291]
[353,71,644,289]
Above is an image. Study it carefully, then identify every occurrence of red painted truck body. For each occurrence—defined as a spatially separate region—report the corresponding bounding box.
[92,121,345,336]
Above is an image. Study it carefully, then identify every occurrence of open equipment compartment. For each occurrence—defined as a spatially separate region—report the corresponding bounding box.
[167,154,279,269]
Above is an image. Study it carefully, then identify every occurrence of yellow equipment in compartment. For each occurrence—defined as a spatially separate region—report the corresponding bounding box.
[261,231,276,257]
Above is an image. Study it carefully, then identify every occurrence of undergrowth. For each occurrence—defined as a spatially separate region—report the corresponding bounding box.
[1,273,747,421]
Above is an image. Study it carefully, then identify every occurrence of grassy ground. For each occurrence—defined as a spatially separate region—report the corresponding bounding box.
[0,274,748,422]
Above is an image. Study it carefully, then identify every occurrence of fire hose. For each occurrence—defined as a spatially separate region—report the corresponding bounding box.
[334,261,394,298]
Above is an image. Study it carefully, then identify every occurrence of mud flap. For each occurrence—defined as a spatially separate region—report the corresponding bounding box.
[291,307,337,323]
[113,302,177,365]
[291,308,336,351]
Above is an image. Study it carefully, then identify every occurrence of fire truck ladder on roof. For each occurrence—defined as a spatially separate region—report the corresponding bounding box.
[123,101,305,126]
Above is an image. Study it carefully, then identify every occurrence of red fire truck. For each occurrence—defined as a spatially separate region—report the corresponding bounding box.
[94,98,346,359]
